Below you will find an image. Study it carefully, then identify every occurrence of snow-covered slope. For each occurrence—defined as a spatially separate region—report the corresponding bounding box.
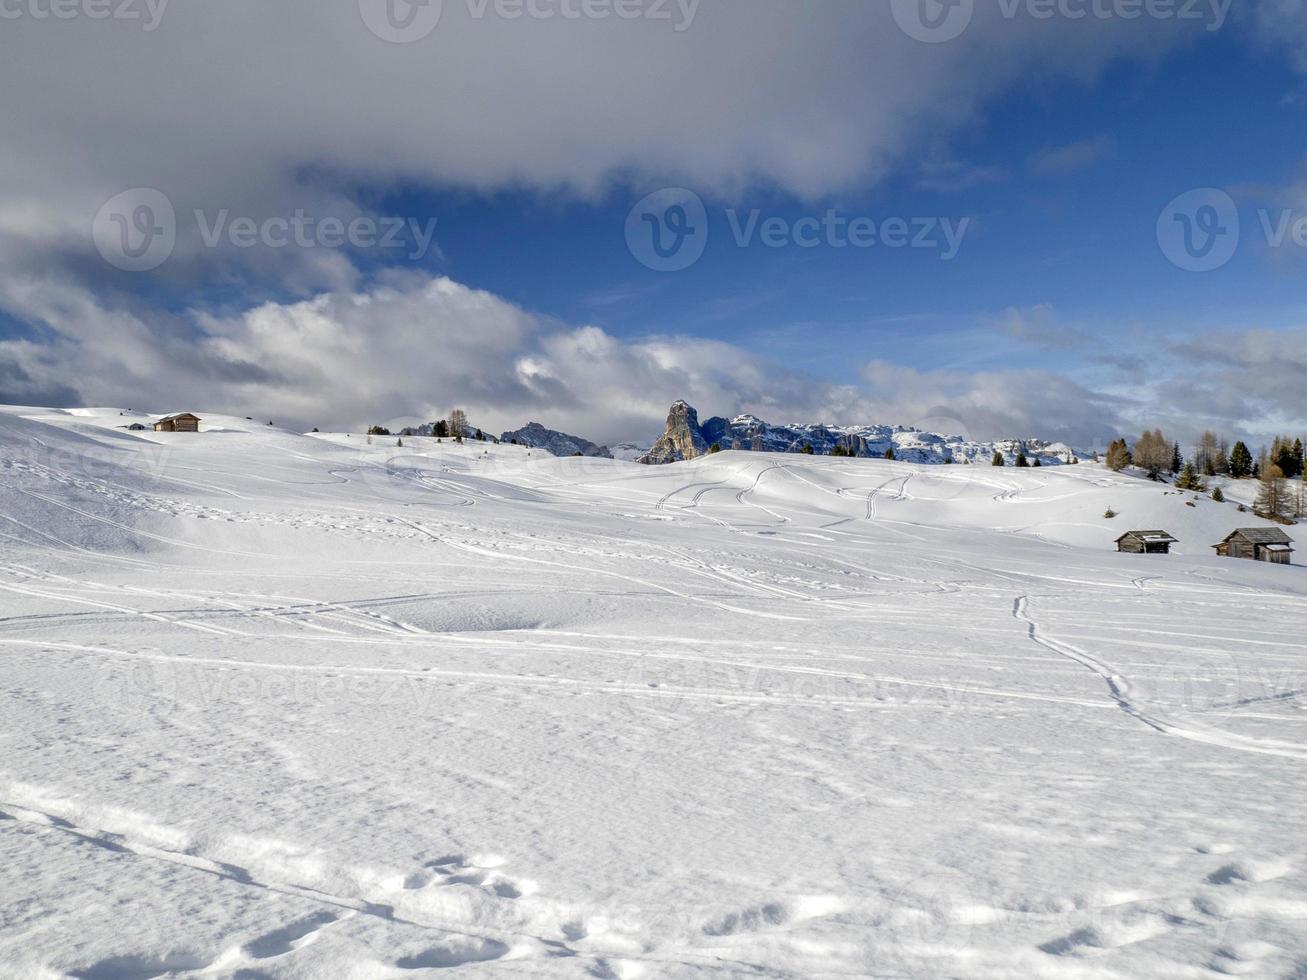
[1,404,1304,979]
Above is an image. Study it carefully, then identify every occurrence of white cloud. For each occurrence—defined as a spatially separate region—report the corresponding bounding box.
[0,1,1232,298]
[4,275,1304,449]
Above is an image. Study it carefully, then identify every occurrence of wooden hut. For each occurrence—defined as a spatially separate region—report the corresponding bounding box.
[1213,528,1294,565]
[1115,530,1178,555]
[153,413,201,433]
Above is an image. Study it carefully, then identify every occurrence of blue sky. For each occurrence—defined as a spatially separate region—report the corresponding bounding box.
[2,0,1306,446]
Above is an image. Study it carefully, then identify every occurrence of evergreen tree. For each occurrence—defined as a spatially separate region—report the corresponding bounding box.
[1272,436,1303,480]
[992,450,1004,467]
[709,442,722,454]
[884,448,895,460]
[801,444,815,455]
[1033,458,1042,467]
[1211,486,1225,503]
[1229,441,1253,479]
[396,437,403,448]
[1016,452,1030,468]
[1175,462,1204,491]
[1171,442,1183,474]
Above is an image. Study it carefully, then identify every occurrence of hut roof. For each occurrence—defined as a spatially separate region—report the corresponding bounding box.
[1116,530,1178,544]
[1219,528,1293,546]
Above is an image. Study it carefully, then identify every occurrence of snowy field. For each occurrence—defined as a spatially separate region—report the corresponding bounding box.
[1,406,1305,979]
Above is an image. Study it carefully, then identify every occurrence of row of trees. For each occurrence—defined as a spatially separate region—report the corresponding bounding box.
[370,409,491,445]
[1105,430,1299,482]
[1104,428,1306,522]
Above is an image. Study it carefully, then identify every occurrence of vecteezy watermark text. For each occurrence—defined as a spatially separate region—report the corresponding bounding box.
[359,0,698,44]
[726,209,970,259]
[93,188,438,272]
[892,0,1230,44]
[195,210,437,260]
[626,188,970,272]
[0,0,168,30]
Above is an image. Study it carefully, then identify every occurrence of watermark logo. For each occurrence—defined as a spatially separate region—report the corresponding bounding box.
[93,187,176,272]
[0,0,169,30]
[891,0,974,43]
[359,0,443,43]
[892,0,1230,42]
[625,187,708,273]
[1157,188,1239,273]
[92,190,439,271]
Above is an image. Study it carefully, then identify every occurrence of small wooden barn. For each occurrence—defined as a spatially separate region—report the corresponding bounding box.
[1213,528,1294,565]
[153,413,201,433]
[1116,530,1178,555]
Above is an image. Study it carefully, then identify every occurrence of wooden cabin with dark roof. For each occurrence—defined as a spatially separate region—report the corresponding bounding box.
[1213,528,1294,565]
[153,413,201,433]
[1115,530,1178,555]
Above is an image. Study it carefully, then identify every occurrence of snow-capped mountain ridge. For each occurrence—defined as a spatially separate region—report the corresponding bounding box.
[500,422,612,459]
[640,401,1084,466]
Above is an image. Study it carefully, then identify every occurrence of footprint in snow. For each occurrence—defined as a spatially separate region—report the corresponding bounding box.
[395,937,510,969]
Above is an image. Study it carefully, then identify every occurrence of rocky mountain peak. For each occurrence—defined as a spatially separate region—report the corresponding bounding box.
[637,400,710,465]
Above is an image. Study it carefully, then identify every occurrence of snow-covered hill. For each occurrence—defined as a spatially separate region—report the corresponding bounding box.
[1,404,1304,980]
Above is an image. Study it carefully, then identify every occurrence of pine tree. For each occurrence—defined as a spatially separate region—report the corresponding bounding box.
[1016,452,1030,468]
[884,448,895,460]
[992,450,1004,467]
[1171,442,1183,475]
[1211,486,1225,503]
[1229,441,1253,479]
[1033,458,1042,467]
[709,442,722,454]
[801,444,815,455]
[1175,462,1203,491]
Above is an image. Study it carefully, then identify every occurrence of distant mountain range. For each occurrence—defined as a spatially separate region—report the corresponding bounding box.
[500,422,612,459]
[637,401,1084,466]
[407,402,1084,466]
